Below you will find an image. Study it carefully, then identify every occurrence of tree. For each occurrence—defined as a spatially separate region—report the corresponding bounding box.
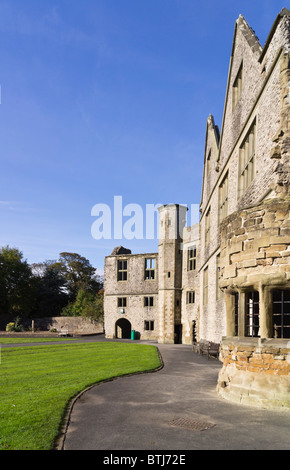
[82,291,104,322]
[52,252,102,300]
[62,288,104,322]
[31,261,70,317]
[0,246,35,317]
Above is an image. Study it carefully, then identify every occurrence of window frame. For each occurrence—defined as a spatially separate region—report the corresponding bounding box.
[238,120,256,198]
[117,259,128,282]
[272,290,290,339]
[218,172,229,223]
[117,297,127,308]
[144,296,154,307]
[187,246,197,271]
[205,207,211,246]
[144,320,155,331]
[203,267,209,306]
[245,291,260,338]
[186,291,195,304]
[145,258,156,280]
[232,61,243,110]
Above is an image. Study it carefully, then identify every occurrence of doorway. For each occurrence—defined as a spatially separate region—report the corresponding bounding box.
[115,318,132,339]
[174,324,182,344]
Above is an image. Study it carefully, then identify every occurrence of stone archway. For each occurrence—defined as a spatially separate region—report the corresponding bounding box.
[115,318,132,339]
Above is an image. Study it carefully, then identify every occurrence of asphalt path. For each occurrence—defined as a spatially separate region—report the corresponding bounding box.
[53,336,290,451]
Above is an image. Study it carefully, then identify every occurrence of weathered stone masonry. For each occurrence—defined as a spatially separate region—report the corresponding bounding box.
[104,9,290,409]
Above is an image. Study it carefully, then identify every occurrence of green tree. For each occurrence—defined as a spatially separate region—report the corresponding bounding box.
[82,291,104,322]
[0,246,35,317]
[52,252,102,300]
[31,261,69,317]
[62,289,104,322]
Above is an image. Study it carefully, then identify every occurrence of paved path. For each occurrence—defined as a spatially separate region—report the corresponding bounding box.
[61,338,290,450]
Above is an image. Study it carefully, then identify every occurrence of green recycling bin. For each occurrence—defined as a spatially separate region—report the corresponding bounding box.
[131,330,135,340]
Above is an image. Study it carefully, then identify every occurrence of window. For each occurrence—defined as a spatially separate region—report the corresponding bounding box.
[245,291,260,337]
[206,150,211,176]
[205,207,211,246]
[234,293,239,336]
[187,247,197,271]
[272,290,290,339]
[233,62,243,109]
[216,254,223,300]
[145,258,155,280]
[144,320,154,331]
[186,291,195,304]
[117,298,127,308]
[117,260,128,281]
[239,120,256,197]
[144,296,154,307]
[203,267,208,306]
[218,172,228,222]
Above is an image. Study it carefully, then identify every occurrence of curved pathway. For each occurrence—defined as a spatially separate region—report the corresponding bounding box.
[61,339,290,450]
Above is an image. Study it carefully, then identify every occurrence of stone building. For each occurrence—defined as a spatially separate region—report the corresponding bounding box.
[104,9,290,408]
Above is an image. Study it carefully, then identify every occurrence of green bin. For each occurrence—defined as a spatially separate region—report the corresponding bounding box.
[131,330,135,340]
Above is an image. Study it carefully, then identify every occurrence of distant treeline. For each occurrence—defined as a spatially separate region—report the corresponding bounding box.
[0,246,104,322]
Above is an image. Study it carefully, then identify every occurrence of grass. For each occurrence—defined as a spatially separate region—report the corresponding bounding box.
[0,337,77,344]
[0,341,161,450]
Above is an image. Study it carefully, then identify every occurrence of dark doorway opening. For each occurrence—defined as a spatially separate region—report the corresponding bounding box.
[174,324,182,344]
[115,318,132,339]
[192,320,197,343]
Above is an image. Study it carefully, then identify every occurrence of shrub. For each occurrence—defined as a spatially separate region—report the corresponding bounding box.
[5,317,25,332]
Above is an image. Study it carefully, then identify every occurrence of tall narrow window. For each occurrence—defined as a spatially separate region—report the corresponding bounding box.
[117,260,128,281]
[233,62,243,109]
[203,267,209,306]
[205,207,211,246]
[272,290,290,339]
[218,172,228,222]
[245,291,259,337]
[186,291,195,304]
[145,258,155,280]
[216,254,223,300]
[187,247,197,271]
[239,121,256,197]
[206,150,211,177]
[234,293,239,336]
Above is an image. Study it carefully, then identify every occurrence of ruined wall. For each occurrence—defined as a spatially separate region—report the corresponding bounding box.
[158,205,186,343]
[104,252,159,339]
[198,12,289,345]
[181,224,200,344]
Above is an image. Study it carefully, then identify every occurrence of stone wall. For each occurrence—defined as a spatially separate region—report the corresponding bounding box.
[0,316,104,335]
[181,224,200,344]
[33,316,104,335]
[104,251,159,340]
[217,337,290,409]
[220,198,290,293]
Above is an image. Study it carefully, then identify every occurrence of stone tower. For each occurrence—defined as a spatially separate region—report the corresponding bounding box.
[157,204,187,343]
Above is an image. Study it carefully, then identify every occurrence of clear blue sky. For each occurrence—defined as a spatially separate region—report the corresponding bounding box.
[0,0,287,273]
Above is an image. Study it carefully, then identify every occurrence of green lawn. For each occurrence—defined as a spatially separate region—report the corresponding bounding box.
[0,342,161,450]
[0,337,77,344]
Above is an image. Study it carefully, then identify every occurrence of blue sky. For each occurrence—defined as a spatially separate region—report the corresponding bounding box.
[0,0,287,273]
